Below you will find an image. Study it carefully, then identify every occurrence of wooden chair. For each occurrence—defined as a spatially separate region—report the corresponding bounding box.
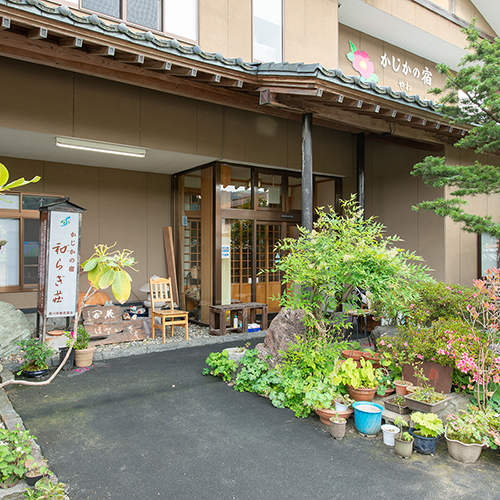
[149,277,189,342]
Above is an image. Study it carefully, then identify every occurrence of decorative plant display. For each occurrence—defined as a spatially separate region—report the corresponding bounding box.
[410,412,444,438]
[0,425,34,488]
[16,338,56,375]
[269,196,432,337]
[22,480,67,500]
[446,407,499,448]
[393,416,414,458]
[0,244,136,390]
[329,411,346,424]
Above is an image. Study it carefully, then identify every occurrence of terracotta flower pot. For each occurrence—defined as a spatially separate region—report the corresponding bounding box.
[394,380,412,396]
[314,407,353,425]
[347,385,378,402]
[74,346,95,367]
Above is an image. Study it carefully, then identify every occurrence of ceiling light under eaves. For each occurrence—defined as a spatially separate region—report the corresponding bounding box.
[55,137,146,158]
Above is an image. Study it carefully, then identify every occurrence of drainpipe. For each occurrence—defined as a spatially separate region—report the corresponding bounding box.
[356,132,365,216]
[302,113,313,231]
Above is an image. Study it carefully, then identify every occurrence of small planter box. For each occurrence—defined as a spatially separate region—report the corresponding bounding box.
[383,395,410,414]
[403,393,452,413]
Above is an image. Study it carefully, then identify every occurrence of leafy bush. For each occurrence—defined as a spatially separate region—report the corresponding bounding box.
[202,351,238,381]
[23,480,67,499]
[0,425,34,486]
[405,281,477,327]
[233,349,279,394]
[411,412,444,438]
[270,196,432,336]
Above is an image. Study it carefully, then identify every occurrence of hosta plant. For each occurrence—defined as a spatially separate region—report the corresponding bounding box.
[411,412,444,438]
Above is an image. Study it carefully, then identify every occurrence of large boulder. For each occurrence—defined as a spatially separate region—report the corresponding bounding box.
[0,302,35,358]
[256,308,306,368]
[369,325,400,349]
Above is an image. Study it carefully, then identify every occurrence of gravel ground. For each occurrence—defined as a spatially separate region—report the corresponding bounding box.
[0,323,212,367]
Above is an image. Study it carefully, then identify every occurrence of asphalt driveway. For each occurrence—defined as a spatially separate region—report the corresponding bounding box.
[5,339,500,500]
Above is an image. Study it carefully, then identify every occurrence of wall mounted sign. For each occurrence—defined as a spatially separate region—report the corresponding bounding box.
[346,41,379,83]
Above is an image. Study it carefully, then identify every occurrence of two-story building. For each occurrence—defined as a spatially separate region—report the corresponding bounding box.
[0,0,499,323]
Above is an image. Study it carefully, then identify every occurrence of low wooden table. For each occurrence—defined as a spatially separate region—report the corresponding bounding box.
[209,302,268,336]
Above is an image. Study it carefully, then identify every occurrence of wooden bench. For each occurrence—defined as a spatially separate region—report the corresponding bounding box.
[209,302,268,336]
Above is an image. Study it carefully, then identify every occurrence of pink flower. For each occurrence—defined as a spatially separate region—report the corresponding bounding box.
[353,51,375,79]
[417,354,424,360]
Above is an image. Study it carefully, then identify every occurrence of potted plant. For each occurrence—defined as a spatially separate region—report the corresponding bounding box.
[336,357,378,401]
[24,459,49,486]
[403,386,451,413]
[67,326,94,368]
[383,394,410,414]
[303,375,354,425]
[329,412,347,440]
[16,338,56,378]
[394,380,412,396]
[376,366,396,396]
[409,411,444,455]
[393,416,414,458]
[333,394,355,412]
[445,408,496,463]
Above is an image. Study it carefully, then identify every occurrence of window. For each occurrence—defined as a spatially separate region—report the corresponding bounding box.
[480,233,499,277]
[81,0,198,41]
[253,0,282,62]
[0,193,62,292]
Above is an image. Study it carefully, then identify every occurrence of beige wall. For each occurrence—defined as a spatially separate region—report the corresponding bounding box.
[444,146,500,285]
[338,25,447,101]
[365,0,495,39]
[0,156,171,310]
[199,0,338,66]
[363,140,446,282]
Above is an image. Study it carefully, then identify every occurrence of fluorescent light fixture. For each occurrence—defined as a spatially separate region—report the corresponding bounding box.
[55,137,146,158]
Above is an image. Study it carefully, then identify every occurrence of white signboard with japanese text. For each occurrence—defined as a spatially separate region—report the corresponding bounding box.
[45,211,80,317]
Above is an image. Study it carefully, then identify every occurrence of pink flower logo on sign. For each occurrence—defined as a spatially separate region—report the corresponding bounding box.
[346,41,379,83]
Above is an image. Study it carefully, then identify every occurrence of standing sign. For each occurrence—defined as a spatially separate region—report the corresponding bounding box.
[37,199,85,337]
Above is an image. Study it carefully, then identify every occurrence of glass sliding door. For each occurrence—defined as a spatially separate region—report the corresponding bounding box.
[256,223,281,313]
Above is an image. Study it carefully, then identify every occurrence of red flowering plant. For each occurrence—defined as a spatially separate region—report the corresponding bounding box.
[450,269,500,411]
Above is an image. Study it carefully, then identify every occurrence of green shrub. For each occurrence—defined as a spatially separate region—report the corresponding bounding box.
[0,425,34,486]
[202,351,238,381]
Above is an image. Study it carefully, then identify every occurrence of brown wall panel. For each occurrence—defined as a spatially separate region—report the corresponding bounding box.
[0,58,73,135]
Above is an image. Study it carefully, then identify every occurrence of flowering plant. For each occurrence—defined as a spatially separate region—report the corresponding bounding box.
[17,338,56,374]
[452,269,500,411]
[446,407,499,448]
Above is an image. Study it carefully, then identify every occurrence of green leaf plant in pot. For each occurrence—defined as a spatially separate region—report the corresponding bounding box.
[66,326,94,368]
[393,416,414,459]
[16,338,56,377]
[409,412,444,455]
[335,357,378,401]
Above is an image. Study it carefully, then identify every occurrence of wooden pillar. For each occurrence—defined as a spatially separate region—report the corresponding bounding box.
[356,132,365,215]
[302,113,313,231]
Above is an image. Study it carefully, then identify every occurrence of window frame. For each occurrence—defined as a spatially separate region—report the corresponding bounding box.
[79,0,199,45]
[0,192,62,293]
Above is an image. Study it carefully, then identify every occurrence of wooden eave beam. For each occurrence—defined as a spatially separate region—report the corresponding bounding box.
[0,17,10,30]
[87,45,116,57]
[58,36,83,48]
[168,65,197,77]
[212,77,244,88]
[196,72,222,83]
[114,52,145,64]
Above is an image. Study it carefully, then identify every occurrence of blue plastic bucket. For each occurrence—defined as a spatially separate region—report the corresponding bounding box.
[409,428,439,454]
[353,401,384,435]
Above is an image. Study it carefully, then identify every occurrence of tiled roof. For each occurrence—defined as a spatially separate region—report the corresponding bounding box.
[2,0,438,113]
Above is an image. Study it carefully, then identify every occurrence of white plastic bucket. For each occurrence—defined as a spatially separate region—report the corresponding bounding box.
[381,424,400,446]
